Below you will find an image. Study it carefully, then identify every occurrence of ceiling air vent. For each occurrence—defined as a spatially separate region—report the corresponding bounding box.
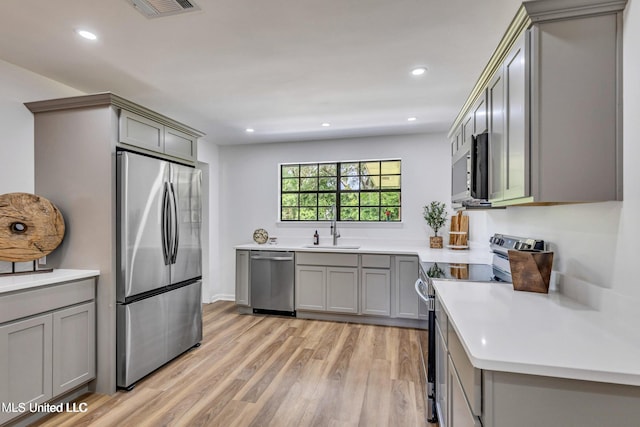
[127,0,200,18]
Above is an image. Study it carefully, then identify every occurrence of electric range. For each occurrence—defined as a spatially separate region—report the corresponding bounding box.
[415,233,546,424]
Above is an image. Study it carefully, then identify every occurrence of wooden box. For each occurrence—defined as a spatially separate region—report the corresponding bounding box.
[508,250,554,294]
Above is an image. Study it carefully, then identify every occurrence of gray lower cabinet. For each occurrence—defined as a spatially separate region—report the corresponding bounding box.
[235,250,250,307]
[295,252,359,314]
[394,256,421,319]
[0,278,96,425]
[0,314,53,423]
[296,265,358,313]
[360,268,391,316]
[435,292,640,427]
[326,267,358,314]
[52,302,96,396]
[296,266,326,311]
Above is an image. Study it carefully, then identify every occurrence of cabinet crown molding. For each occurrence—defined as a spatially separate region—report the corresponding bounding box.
[25,92,205,138]
[447,0,627,138]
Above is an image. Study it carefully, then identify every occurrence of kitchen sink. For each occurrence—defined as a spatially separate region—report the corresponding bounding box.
[302,244,361,249]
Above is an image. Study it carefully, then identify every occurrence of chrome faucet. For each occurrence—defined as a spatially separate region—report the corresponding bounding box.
[330,204,340,246]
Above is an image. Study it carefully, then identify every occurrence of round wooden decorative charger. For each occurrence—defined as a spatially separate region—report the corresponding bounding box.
[0,192,65,262]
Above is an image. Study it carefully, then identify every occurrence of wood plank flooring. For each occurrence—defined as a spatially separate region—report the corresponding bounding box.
[34,301,436,427]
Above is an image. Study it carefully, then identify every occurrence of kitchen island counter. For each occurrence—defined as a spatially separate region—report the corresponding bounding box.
[433,280,640,386]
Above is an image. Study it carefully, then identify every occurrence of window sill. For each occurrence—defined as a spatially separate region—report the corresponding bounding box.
[276,221,404,229]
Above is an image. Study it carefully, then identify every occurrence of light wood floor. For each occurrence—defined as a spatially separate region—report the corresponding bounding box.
[34,301,435,427]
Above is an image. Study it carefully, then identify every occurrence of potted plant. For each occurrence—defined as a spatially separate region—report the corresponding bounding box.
[423,201,448,249]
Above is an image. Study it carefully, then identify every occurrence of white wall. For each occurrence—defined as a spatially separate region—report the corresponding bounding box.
[483,1,640,319]
[0,59,83,195]
[217,133,450,298]
[197,140,221,302]
[0,59,83,273]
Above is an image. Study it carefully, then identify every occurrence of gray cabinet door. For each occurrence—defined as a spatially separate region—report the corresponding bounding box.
[394,256,420,319]
[503,33,529,201]
[296,266,326,311]
[449,356,482,427]
[165,126,197,162]
[52,302,96,396]
[488,68,506,202]
[119,110,164,152]
[436,321,449,427]
[0,314,53,424]
[472,90,488,134]
[235,250,250,306]
[326,267,358,314]
[361,268,391,316]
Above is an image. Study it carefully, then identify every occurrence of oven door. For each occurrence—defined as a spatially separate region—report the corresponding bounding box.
[415,277,437,423]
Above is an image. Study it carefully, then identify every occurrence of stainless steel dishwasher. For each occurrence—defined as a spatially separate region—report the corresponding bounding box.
[250,250,295,316]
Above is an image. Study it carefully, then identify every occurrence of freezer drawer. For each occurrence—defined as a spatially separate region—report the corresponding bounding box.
[116,280,202,389]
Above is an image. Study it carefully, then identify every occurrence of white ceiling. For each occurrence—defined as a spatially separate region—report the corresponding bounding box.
[0,0,522,145]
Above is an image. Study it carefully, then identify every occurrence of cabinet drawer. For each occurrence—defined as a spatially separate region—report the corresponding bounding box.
[361,254,391,268]
[296,252,358,267]
[448,327,481,416]
[0,278,96,324]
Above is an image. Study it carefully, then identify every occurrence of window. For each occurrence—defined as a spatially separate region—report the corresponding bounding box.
[280,159,401,221]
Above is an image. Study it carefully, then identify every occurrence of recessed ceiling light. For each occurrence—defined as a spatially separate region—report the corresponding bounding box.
[411,67,427,76]
[407,117,417,122]
[321,123,331,127]
[245,128,255,133]
[76,29,97,40]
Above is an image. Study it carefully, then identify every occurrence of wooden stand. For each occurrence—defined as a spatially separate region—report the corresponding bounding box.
[448,211,469,250]
[0,260,53,276]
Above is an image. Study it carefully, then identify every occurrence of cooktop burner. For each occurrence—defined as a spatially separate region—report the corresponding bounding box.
[420,262,503,283]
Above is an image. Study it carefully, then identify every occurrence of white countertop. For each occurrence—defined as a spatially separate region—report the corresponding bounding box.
[433,280,640,386]
[0,269,100,294]
[235,241,493,265]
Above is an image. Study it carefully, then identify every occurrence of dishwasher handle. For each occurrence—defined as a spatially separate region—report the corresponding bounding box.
[250,255,293,261]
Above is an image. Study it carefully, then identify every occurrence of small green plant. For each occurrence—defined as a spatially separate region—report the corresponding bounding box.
[423,201,448,236]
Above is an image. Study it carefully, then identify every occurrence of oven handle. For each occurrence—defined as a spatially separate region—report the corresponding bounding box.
[415,278,435,310]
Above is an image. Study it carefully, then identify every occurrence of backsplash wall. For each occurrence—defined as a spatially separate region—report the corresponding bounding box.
[485,0,640,311]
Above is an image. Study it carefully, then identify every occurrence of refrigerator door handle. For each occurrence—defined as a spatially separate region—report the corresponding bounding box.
[169,182,180,264]
[161,182,171,265]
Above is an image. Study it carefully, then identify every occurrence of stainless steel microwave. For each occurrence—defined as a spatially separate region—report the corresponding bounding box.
[451,132,488,204]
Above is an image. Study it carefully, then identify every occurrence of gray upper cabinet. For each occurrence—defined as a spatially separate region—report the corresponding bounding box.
[449,0,626,207]
[488,66,505,202]
[501,33,529,202]
[119,110,164,153]
[119,110,198,163]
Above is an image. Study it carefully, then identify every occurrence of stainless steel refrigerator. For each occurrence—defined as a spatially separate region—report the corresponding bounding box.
[116,150,203,390]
